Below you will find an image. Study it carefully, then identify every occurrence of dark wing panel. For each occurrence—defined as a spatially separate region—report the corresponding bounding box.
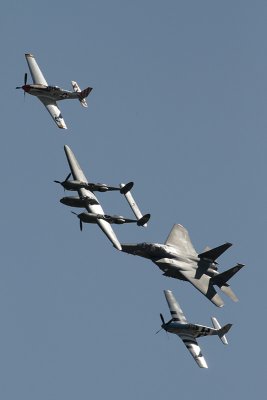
[179,270,224,307]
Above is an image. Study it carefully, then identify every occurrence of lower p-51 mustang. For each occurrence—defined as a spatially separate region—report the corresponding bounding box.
[121,224,244,307]
[55,145,150,250]
[16,53,92,129]
[157,290,232,368]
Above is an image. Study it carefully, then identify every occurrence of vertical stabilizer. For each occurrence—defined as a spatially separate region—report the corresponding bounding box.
[211,317,231,345]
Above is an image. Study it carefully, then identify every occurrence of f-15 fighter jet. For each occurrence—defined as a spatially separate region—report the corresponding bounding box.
[157,290,232,368]
[56,145,150,250]
[121,224,244,307]
[16,53,92,129]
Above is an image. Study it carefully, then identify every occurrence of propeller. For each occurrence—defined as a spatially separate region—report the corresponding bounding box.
[155,313,173,335]
[71,211,83,231]
[16,73,28,98]
[54,173,71,191]
[155,313,166,335]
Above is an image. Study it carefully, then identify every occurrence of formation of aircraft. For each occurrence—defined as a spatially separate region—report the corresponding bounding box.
[55,145,150,250]
[16,53,92,129]
[121,224,244,307]
[17,52,245,368]
[157,290,231,368]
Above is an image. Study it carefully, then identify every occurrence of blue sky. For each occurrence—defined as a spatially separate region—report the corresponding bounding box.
[0,1,266,399]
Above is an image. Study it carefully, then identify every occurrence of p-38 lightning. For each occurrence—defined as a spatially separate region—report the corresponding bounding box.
[16,53,92,129]
[55,145,150,250]
[157,290,232,368]
[121,224,244,307]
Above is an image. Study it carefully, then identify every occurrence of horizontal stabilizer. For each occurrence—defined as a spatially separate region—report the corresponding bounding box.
[211,264,244,287]
[220,285,239,302]
[198,242,232,262]
[120,183,149,227]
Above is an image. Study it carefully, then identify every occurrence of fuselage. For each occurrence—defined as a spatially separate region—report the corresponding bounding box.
[164,322,215,337]
[22,84,77,100]
[121,242,218,280]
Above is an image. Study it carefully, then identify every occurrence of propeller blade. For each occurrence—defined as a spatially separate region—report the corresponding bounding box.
[24,72,27,85]
[54,180,61,184]
[80,220,83,231]
[155,328,163,335]
[65,173,71,182]
[160,313,165,325]
[71,211,78,216]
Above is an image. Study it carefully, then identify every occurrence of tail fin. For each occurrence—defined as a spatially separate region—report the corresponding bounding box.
[210,263,245,287]
[71,81,92,107]
[137,213,151,227]
[211,317,232,345]
[198,242,232,262]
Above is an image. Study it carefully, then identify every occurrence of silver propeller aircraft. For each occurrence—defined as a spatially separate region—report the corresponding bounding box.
[121,224,244,307]
[16,53,92,129]
[56,145,150,250]
[157,290,232,368]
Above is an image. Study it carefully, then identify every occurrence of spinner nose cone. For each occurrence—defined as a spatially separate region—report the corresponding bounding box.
[22,84,30,92]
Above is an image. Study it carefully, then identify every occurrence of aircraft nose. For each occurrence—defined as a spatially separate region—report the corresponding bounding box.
[121,244,136,254]
[22,84,30,92]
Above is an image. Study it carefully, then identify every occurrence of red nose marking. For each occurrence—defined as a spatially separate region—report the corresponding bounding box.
[22,85,30,92]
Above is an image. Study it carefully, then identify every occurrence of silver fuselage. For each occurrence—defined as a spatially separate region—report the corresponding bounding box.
[121,243,218,280]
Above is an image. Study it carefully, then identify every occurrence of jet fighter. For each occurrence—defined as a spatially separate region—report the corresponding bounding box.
[16,53,92,129]
[121,224,244,307]
[157,290,232,368]
[55,145,150,250]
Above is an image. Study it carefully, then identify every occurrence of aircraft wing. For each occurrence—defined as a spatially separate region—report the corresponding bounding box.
[179,270,224,307]
[165,224,198,256]
[63,145,122,250]
[179,334,208,368]
[39,97,67,129]
[25,53,48,85]
[163,290,187,323]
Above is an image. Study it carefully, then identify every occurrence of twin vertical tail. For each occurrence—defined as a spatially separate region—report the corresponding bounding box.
[71,80,92,108]
[211,317,232,345]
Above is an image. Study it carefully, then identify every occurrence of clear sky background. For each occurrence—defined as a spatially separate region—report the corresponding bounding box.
[0,1,266,399]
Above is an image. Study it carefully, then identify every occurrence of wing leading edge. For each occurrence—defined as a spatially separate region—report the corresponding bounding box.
[63,145,122,250]
[25,53,48,85]
[164,290,187,323]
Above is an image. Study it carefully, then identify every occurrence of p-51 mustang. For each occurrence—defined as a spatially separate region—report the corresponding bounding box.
[121,224,244,307]
[16,53,92,129]
[157,290,232,368]
[55,145,150,250]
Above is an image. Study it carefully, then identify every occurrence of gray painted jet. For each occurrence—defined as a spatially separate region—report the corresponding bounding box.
[121,224,244,307]
[16,53,92,129]
[157,290,232,368]
[56,145,150,250]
